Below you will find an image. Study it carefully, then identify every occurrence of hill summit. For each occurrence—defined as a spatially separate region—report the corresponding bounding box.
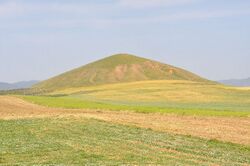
[34,54,209,90]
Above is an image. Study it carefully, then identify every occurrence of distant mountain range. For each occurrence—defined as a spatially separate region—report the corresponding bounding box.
[0,80,39,90]
[218,78,250,87]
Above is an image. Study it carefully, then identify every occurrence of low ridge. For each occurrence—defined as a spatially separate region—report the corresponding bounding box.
[33,54,209,90]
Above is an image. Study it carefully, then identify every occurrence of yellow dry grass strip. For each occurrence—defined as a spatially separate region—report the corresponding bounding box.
[0,96,249,145]
[51,80,250,103]
[80,111,250,145]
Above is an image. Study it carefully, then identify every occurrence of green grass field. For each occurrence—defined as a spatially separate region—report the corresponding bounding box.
[1,117,249,165]
[23,95,250,117]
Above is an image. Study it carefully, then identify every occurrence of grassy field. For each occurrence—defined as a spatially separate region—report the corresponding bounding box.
[22,80,250,117]
[1,117,249,165]
[1,96,249,145]
[23,95,250,117]
[1,80,250,165]
[51,80,250,104]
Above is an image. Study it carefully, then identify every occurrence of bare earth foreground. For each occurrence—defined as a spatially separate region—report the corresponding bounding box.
[0,96,249,145]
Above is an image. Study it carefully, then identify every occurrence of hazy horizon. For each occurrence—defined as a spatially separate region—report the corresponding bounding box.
[1,0,250,82]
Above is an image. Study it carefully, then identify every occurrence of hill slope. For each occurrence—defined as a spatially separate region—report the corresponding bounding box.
[34,54,209,90]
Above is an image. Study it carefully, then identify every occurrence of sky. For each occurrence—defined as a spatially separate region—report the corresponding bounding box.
[0,0,249,82]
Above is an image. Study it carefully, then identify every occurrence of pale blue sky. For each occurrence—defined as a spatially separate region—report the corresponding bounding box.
[0,0,249,82]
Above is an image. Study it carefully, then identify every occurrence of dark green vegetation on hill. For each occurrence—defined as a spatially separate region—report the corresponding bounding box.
[0,118,249,165]
[33,54,209,91]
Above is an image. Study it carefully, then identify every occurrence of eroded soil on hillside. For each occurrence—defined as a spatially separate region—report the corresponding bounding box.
[0,96,249,145]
